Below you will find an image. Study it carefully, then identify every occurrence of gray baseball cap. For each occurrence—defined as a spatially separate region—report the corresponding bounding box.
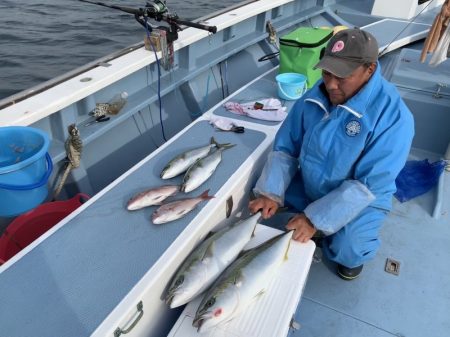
[315,28,379,78]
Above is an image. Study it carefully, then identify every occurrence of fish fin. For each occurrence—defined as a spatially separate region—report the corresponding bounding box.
[254,289,266,299]
[211,136,234,150]
[284,232,292,261]
[180,184,186,193]
[233,271,243,286]
[201,241,215,262]
[251,225,257,238]
[203,230,216,241]
[221,143,236,150]
[199,190,215,200]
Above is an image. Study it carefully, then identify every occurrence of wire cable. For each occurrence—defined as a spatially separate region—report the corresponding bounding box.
[379,0,435,56]
[219,62,225,99]
[144,17,167,142]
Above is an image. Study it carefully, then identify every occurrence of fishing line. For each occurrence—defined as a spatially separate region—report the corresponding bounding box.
[145,16,167,142]
[379,0,435,56]
[210,66,220,91]
[201,70,212,115]
[219,62,225,99]
[224,60,230,96]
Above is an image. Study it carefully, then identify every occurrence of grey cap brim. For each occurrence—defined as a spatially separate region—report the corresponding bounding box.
[315,55,364,78]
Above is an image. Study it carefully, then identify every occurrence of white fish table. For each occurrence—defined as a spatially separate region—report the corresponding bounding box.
[168,224,316,337]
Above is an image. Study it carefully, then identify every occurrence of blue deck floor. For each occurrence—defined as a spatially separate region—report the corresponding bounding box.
[295,172,450,337]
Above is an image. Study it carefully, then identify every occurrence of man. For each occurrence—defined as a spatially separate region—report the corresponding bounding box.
[249,28,414,280]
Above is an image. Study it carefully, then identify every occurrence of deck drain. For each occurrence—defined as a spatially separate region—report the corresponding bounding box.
[385,258,400,276]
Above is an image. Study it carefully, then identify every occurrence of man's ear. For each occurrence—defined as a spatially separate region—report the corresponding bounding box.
[367,62,377,75]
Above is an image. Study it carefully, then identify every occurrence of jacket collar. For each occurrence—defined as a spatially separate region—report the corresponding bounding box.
[307,62,382,119]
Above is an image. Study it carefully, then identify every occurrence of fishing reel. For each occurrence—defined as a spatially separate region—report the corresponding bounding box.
[79,0,217,36]
[79,0,217,69]
[145,0,168,17]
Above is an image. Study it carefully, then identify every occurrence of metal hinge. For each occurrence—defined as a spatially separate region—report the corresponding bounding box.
[433,83,447,98]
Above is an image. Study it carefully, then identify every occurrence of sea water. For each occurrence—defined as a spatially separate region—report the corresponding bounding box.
[0,0,243,100]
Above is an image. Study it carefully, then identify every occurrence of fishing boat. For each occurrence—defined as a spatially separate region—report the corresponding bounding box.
[0,0,449,336]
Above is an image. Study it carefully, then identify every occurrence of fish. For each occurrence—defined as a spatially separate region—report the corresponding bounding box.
[180,143,235,193]
[151,190,214,224]
[126,185,179,211]
[166,212,261,308]
[192,230,293,333]
[160,137,232,179]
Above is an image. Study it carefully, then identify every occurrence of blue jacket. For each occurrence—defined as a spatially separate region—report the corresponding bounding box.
[254,64,414,234]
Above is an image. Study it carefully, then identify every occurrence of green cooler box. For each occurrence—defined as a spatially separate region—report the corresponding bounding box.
[279,27,333,88]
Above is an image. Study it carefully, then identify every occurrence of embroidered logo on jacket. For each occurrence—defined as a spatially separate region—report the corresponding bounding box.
[345,120,361,137]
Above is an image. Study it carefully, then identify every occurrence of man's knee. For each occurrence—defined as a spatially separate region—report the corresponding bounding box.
[322,207,387,268]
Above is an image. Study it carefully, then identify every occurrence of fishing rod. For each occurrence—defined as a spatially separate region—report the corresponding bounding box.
[78,0,217,38]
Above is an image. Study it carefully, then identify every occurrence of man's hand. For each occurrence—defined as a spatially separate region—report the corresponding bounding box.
[249,196,279,219]
[286,213,316,243]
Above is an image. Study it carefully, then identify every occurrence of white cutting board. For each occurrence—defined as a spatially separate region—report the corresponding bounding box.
[168,224,316,337]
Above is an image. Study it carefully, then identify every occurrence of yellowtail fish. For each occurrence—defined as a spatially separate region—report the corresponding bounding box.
[181,143,235,193]
[166,212,261,308]
[160,137,232,179]
[126,185,179,211]
[193,230,292,333]
[151,190,214,224]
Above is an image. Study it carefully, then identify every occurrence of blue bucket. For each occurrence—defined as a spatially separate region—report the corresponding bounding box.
[0,127,53,217]
[276,73,308,100]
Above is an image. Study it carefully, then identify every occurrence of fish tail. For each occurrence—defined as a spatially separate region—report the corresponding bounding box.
[251,211,261,237]
[199,189,215,200]
[284,231,293,261]
[210,137,234,150]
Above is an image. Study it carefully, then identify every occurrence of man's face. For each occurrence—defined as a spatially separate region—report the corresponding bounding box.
[322,63,376,105]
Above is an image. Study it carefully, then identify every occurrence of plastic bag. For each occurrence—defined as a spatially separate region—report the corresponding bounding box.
[394,159,446,202]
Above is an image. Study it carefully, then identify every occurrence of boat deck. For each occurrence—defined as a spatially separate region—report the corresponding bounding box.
[1,15,450,335]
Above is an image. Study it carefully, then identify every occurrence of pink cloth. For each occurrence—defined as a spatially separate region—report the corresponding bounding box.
[224,98,287,121]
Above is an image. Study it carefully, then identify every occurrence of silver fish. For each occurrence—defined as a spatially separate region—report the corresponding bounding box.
[166,212,261,308]
[193,230,292,333]
[160,137,232,179]
[181,144,234,193]
[151,190,214,224]
[127,185,179,211]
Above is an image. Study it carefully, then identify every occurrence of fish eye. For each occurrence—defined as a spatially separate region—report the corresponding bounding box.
[175,275,184,286]
[205,297,215,308]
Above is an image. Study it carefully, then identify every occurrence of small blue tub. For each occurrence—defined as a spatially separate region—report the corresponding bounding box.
[0,127,53,217]
[276,73,308,100]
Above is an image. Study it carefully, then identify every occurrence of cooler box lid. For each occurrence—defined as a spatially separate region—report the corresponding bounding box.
[280,27,333,48]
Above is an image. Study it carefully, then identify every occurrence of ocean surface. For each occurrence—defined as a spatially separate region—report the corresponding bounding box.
[0,0,243,100]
